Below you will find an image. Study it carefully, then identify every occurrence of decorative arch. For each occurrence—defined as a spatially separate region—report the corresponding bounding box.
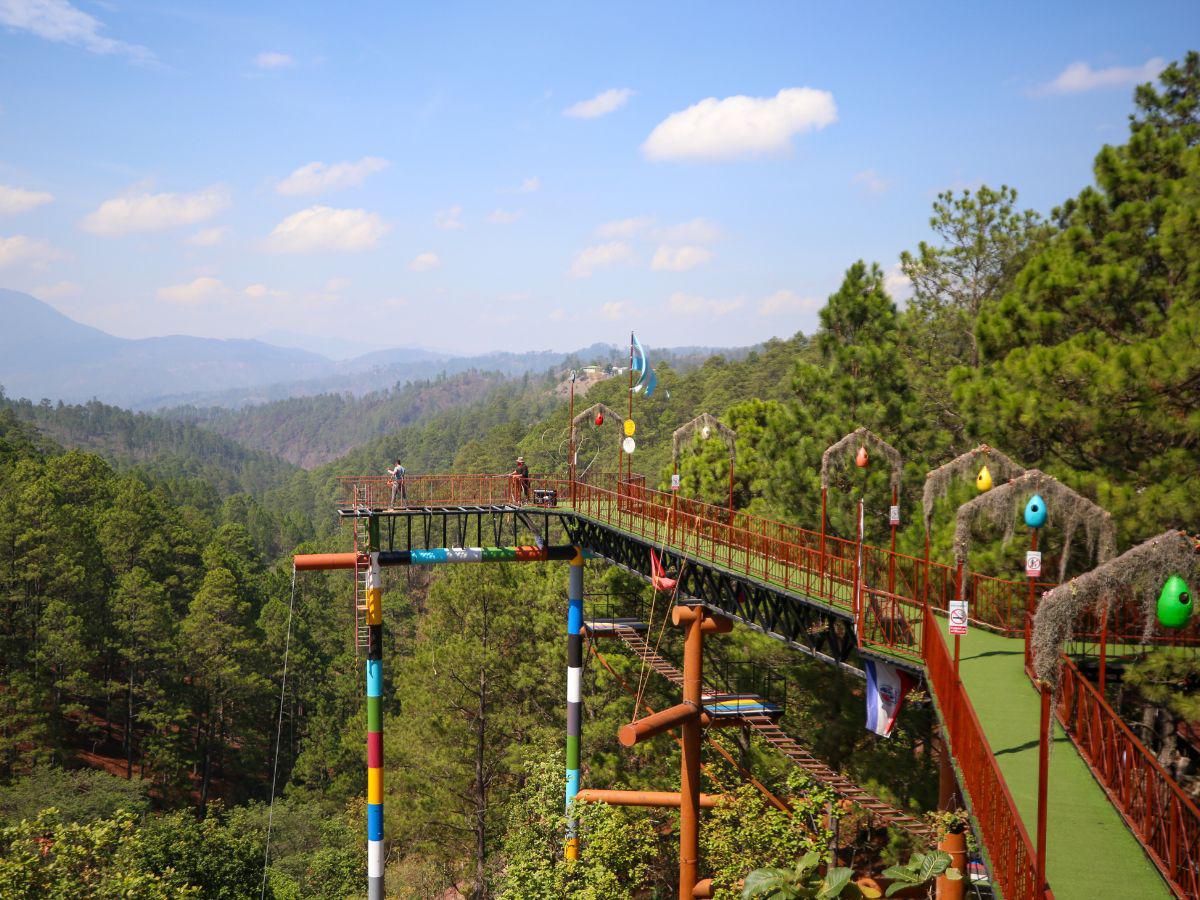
[671,413,736,469]
[953,468,1116,586]
[820,427,903,493]
[922,444,1026,532]
[569,403,624,477]
[1032,530,1198,689]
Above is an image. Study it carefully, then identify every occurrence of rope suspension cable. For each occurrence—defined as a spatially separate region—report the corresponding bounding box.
[261,567,299,900]
[633,511,694,720]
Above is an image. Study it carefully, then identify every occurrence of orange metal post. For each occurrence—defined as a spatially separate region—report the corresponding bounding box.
[618,702,699,747]
[679,604,704,900]
[293,552,358,570]
[1098,605,1109,696]
[573,789,726,808]
[1027,528,1039,617]
[1036,682,1051,895]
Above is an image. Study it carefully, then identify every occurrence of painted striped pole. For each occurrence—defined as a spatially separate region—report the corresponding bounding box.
[365,517,385,900]
[565,546,584,860]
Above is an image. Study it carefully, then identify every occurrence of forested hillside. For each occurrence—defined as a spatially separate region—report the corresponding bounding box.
[3,55,1198,899]
[0,392,296,498]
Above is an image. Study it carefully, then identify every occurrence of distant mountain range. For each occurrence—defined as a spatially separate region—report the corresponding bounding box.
[0,289,756,410]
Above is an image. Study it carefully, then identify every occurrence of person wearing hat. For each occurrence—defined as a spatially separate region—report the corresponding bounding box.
[512,456,530,501]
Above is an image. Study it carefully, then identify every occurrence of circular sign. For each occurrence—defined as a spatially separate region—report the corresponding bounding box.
[949,608,967,627]
[622,436,636,454]
[623,419,636,437]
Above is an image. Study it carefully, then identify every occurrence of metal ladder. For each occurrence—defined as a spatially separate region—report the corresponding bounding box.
[352,486,371,655]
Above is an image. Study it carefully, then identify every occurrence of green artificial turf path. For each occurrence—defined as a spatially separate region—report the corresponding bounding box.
[948,622,1168,899]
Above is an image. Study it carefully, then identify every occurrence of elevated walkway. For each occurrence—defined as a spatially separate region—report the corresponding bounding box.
[335,473,1190,898]
[950,623,1169,898]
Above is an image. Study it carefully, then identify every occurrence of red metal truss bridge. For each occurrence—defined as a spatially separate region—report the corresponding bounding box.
[334,472,1200,900]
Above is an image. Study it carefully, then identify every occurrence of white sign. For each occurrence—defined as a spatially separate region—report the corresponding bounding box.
[1026,550,1042,578]
[949,600,969,636]
[671,473,680,491]
[888,505,900,526]
[622,436,636,454]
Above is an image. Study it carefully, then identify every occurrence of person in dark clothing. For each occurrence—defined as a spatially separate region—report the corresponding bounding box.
[388,459,406,507]
[512,456,530,501]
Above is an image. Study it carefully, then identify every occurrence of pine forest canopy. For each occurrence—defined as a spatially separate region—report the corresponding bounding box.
[0,52,1198,899]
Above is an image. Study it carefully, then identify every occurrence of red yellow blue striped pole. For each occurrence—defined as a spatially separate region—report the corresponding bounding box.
[565,547,584,860]
[365,517,384,900]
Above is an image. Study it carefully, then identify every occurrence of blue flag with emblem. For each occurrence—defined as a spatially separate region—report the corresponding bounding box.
[630,332,657,397]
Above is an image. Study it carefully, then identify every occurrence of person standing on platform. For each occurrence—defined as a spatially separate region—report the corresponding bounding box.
[388,459,406,507]
[513,456,530,501]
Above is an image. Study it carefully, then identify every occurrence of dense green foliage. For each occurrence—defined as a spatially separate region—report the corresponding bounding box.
[1,54,1196,899]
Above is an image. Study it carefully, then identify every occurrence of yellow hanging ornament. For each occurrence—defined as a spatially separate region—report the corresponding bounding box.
[975,465,993,492]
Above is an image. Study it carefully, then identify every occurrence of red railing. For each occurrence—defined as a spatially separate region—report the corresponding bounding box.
[924,606,1050,900]
[1023,613,1200,897]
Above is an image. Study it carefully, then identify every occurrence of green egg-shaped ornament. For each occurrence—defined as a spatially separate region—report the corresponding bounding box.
[1024,494,1047,529]
[1156,574,1193,629]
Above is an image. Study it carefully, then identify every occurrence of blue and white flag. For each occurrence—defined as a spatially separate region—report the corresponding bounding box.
[630,332,657,397]
[865,659,913,738]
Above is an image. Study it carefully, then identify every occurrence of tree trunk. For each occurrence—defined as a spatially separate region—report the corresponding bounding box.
[473,665,489,898]
[125,662,134,780]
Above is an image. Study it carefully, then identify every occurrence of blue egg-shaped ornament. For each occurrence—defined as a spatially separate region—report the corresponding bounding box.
[1024,494,1047,528]
[1157,574,1193,629]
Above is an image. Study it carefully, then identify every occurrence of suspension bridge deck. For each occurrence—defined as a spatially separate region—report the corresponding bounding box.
[335,473,1187,899]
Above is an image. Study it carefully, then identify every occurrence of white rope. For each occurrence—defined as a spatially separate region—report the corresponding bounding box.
[261,567,298,900]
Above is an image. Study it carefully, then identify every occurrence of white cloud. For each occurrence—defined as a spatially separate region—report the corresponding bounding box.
[643,87,837,162]
[408,251,441,272]
[244,283,287,299]
[325,276,352,292]
[569,241,635,278]
[600,300,633,320]
[853,169,889,194]
[595,216,654,239]
[667,291,743,316]
[503,176,539,193]
[0,0,152,61]
[254,51,294,69]
[276,157,389,196]
[651,244,712,272]
[655,217,721,244]
[265,205,389,253]
[0,184,53,214]
[157,276,229,305]
[185,225,229,247]
[564,87,634,119]
[81,185,230,236]
[0,234,61,268]
[549,308,566,321]
[883,264,912,303]
[1038,57,1164,95]
[435,205,463,229]
[757,289,820,316]
[487,208,521,224]
[32,280,79,300]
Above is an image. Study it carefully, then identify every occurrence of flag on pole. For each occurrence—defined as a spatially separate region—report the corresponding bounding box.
[864,659,914,738]
[630,332,657,397]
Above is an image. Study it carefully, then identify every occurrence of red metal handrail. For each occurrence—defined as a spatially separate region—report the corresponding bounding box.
[1028,637,1200,897]
[924,606,1051,900]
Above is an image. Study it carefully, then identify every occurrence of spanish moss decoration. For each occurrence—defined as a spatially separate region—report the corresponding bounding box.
[1032,531,1199,689]
[921,445,1025,532]
[671,413,736,467]
[821,427,902,491]
[953,469,1116,586]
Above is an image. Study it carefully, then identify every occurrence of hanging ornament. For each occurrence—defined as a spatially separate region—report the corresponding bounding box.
[623,419,636,437]
[855,445,869,468]
[700,425,712,440]
[976,465,993,492]
[594,412,604,427]
[1157,574,1193,629]
[1023,494,1047,529]
[622,436,636,454]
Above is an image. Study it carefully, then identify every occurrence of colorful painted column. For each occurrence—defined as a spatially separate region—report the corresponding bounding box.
[365,516,384,900]
[565,547,584,860]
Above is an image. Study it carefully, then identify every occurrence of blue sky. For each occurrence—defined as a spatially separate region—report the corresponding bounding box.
[0,2,1195,356]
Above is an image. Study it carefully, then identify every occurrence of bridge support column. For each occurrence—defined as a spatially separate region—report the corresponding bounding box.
[565,547,584,860]
[365,517,384,900]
